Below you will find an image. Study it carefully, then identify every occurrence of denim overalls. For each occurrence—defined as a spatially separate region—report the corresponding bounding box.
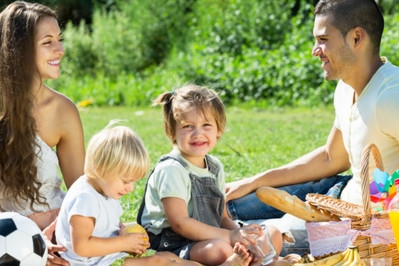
[137,153,225,259]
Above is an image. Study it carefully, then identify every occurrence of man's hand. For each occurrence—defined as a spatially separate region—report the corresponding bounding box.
[226,178,254,202]
[42,218,70,266]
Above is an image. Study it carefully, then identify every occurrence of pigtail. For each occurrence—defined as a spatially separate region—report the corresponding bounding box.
[152,91,174,106]
[153,91,176,142]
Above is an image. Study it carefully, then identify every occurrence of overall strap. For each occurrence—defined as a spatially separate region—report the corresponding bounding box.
[167,153,189,170]
[205,154,220,176]
[189,155,224,227]
[136,153,188,225]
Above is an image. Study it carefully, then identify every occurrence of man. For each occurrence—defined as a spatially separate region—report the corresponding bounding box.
[226,0,399,255]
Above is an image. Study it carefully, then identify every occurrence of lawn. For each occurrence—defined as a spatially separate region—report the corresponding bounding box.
[78,105,336,223]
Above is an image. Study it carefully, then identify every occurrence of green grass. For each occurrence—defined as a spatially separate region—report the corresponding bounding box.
[78,105,335,223]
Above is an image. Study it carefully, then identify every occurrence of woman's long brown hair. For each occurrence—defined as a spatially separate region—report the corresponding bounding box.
[0,2,56,211]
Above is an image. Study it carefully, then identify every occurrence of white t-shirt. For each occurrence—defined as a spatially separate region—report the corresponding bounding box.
[336,58,399,205]
[140,149,225,235]
[55,175,127,265]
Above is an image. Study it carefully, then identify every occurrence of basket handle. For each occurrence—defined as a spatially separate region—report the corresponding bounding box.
[360,143,384,225]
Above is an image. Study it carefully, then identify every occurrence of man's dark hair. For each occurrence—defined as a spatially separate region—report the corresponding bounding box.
[314,0,384,54]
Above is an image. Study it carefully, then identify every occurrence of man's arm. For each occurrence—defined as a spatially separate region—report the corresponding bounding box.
[226,126,351,201]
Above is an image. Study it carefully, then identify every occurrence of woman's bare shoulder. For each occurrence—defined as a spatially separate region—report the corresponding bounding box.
[36,86,82,147]
[43,86,80,121]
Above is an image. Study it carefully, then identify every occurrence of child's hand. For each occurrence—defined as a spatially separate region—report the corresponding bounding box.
[230,223,263,246]
[120,232,150,255]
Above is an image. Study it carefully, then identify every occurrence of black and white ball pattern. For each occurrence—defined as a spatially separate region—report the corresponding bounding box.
[0,212,47,266]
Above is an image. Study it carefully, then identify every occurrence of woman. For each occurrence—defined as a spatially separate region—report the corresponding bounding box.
[0,1,85,265]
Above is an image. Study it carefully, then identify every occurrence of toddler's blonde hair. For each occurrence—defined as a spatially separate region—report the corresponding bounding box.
[85,121,150,180]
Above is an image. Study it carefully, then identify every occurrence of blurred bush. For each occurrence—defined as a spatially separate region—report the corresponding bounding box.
[44,0,399,107]
[173,0,335,106]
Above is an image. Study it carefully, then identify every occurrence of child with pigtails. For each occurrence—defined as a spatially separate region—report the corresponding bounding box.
[138,85,283,265]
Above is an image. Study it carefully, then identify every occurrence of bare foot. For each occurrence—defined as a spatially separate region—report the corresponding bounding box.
[220,243,252,266]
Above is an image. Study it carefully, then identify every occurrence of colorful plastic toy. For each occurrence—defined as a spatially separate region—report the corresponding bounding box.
[370,169,399,210]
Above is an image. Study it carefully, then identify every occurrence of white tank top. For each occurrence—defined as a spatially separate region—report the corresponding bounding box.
[0,135,65,216]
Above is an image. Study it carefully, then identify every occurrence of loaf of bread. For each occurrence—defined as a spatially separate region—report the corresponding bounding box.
[256,186,341,222]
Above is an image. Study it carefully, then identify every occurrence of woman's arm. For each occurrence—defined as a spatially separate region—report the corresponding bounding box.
[69,215,148,257]
[55,99,85,189]
[42,218,70,266]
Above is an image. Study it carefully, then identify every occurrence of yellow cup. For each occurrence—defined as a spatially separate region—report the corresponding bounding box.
[388,210,399,251]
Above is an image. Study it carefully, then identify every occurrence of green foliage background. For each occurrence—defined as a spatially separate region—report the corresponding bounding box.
[45,0,399,107]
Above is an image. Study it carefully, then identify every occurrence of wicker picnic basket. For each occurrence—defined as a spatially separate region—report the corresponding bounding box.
[306,143,399,264]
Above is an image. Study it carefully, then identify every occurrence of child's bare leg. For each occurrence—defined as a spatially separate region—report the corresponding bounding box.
[122,255,167,266]
[156,252,203,266]
[160,243,251,266]
[190,239,233,265]
[123,244,252,266]
[123,253,202,266]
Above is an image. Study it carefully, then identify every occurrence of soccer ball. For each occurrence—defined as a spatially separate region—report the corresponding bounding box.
[0,212,48,266]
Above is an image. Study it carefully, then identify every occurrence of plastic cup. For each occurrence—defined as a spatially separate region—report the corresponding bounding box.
[363,257,392,266]
[246,225,278,265]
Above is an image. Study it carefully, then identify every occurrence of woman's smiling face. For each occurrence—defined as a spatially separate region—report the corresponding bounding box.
[34,16,64,81]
